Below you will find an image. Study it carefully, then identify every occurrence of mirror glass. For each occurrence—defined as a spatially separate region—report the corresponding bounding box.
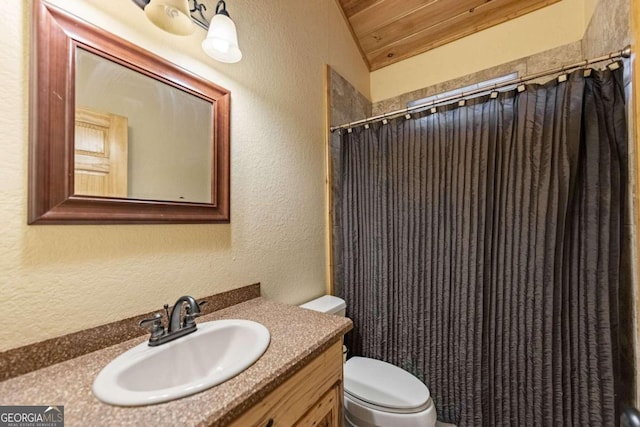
[75,48,213,203]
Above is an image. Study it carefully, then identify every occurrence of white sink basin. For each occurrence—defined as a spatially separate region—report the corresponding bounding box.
[93,319,270,406]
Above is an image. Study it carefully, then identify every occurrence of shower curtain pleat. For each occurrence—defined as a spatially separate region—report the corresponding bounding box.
[336,65,627,426]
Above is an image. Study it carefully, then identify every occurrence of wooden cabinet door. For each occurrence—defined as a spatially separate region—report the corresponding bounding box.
[294,385,341,427]
[229,341,343,427]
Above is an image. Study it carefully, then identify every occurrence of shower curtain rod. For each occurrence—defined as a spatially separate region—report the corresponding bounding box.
[330,45,632,132]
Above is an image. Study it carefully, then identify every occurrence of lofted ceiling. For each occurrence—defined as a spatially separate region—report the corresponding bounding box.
[336,0,562,71]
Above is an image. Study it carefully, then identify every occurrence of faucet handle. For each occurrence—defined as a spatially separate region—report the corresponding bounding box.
[188,300,208,317]
[139,313,163,327]
[192,300,208,318]
[183,301,207,328]
[139,313,165,341]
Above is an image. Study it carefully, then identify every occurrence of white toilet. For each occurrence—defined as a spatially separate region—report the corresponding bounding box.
[300,295,437,427]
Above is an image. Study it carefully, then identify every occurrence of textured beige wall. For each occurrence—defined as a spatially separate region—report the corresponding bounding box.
[369,0,591,102]
[0,0,369,351]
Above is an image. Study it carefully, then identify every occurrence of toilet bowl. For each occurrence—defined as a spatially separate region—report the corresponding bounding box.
[300,295,437,427]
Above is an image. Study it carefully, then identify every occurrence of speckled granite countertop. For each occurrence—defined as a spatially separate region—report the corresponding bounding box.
[0,297,352,426]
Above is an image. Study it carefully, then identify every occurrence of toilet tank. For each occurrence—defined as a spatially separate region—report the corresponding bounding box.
[299,295,346,317]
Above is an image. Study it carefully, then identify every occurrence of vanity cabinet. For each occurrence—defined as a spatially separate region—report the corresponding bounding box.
[229,340,343,427]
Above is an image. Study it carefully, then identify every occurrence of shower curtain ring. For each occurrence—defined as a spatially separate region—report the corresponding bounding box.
[605,52,620,70]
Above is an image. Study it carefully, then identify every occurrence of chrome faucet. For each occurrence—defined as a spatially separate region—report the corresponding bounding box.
[139,295,207,346]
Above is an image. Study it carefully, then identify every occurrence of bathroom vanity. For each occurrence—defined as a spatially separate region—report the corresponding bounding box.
[0,297,351,426]
[229,340,343,426]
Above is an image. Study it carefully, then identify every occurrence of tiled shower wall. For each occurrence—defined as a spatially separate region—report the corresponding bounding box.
[582,0,631,58]
[369,41,583,115]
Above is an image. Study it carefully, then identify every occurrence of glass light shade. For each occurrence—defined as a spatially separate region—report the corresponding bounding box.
[145,0,194,36]
[201,14,242,63]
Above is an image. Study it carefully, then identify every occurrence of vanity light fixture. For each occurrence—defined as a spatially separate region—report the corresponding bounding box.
[138,0,242,63]
[201,0,242,63]
[144,0,195,36]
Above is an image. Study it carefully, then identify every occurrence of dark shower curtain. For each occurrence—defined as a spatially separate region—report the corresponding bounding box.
[335,65,628,426]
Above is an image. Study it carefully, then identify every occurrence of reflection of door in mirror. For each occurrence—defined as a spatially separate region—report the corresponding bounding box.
[74,108,128,198]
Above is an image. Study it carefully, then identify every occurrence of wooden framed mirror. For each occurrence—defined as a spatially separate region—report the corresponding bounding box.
[29,0,230,224]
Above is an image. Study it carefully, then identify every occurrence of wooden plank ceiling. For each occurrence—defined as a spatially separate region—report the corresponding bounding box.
[336,0,562,71]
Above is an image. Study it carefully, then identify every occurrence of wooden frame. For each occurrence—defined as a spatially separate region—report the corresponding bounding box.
[324,65,334,295]
[29,0,230,224]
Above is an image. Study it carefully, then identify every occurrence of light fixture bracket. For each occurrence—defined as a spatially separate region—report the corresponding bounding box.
[215,0,230,17]
[133,0,212,31]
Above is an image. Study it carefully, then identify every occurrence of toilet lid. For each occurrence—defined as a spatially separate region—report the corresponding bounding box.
[343,357,430,410]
